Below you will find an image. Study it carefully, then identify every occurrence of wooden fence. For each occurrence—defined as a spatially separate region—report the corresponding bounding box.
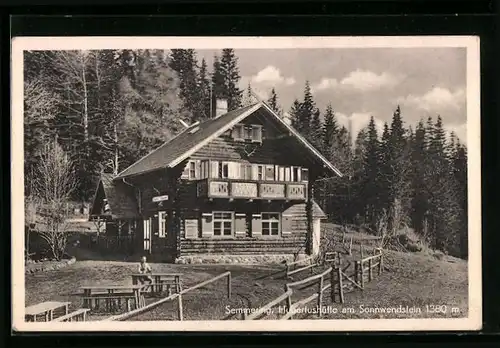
[103,271,231,321]
[245,267,332,320]
[331,248,384,303]
[284,256,317,278]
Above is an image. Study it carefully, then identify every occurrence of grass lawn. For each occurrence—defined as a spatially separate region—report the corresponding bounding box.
[25,245,468,321]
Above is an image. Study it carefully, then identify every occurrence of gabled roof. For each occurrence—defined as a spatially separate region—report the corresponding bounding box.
[116,102,343,179]
[90,173,139,219]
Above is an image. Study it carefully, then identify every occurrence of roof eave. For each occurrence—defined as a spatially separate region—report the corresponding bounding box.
[259,103,344,178]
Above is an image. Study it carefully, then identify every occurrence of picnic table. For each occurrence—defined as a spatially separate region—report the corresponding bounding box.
[80,284,145,313]
[131,273,182,296]
[25,301,70,322]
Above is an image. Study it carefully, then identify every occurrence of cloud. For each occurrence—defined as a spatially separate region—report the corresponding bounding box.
[340,69,403,91]
[247,65,296,87]
[311,78,338,93]
[311,69,403,94]
[397,87,465,113]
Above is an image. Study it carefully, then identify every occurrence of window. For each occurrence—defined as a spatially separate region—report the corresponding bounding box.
[218,162,229,179]
[200,160,209,179]
[265,165,275,181]
[189,161,196,179]
[292,167,300,182]
[278,166,285,181]
[233,124,263,143]
[257,165,264,181]
[213,212,233,236]
[301,168,309,182]
[158,211,167,238]
[262,213,280,236]
[240,164,252,180]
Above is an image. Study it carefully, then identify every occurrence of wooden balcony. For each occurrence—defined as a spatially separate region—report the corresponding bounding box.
[196,178,307,201]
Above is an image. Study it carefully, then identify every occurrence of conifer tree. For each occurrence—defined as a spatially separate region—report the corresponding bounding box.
[267,87,282,115]
[297,81,315,138]
[242,83,254,107]
[220,48,242,110]
[289,99,302,130]
[309,108,323,149]
[197,58,211,121]
[362,117,381,229]
[168,49,199,122]
[322,104,339,161]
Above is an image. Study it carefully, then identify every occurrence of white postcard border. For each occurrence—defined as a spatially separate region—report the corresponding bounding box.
[11,35,482,332]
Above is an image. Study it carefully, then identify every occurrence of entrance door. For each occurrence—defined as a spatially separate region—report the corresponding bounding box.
[143,218,151,253]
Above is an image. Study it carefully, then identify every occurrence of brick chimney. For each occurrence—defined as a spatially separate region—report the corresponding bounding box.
[215,99,228,118]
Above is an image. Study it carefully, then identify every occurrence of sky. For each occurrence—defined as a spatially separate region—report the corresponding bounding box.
[197,48,467,144]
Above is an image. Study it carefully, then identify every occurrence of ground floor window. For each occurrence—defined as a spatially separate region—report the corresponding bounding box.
[261,213,280,236]
[213,211,233,236]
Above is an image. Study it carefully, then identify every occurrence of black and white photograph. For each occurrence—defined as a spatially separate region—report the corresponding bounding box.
[11,36,481,331]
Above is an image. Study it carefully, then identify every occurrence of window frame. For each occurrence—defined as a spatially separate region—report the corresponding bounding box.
[158,211,167,238]
[261,212,281,237]
[212,211,234,237]
[189,161,196,179]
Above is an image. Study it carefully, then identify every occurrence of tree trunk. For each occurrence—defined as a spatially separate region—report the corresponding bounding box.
[114,123,119,175]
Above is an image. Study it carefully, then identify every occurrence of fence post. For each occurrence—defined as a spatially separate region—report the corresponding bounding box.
[317,275,324,317]
[337,267,344,303]
[177,294,184,321]
[368,258,373,282]
[284,285,293,320]
[360,244,364,260]
[227,272,231,299]
[378,252,383,275]
[348,237,353,255]
[330,267,336,302]
[360,260,365,290]
[354,261,359,284]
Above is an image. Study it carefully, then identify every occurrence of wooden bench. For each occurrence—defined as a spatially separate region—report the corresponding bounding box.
[131,273,182,297]
[25,301,70,322]
[52,308,90,322]
[81,285,145,313]
[82,292,139,312]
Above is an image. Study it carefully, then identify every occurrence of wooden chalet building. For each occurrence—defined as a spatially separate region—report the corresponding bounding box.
[90,100,343,263]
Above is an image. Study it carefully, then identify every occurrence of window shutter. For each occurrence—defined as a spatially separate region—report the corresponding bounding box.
[181,162,190,179]
[252,165,259,180]
[229,162,239,179]
[252,125,262,143]
[210,161,219,178]
[251,213,262,236]
[194,160,201,179]
[235,213,246,237]
[184,218,199,239]
[201,213,213,237]
[233,125,243,140]
[282,214,292,236]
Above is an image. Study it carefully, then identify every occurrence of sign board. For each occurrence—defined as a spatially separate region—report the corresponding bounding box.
[185,219,199,239]
[152,195,169,203]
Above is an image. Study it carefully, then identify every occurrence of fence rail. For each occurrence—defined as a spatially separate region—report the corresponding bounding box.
[284,256,317,278]
[103,271,231,321]
[244,290,293,320]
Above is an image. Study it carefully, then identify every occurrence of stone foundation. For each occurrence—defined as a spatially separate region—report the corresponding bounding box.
[175,254,308,265]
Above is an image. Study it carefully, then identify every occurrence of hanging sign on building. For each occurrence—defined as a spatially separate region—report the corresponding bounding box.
[152,195,169,203]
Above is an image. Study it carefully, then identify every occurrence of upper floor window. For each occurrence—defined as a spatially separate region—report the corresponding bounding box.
[189,161,196,179]
[233,124,263,143]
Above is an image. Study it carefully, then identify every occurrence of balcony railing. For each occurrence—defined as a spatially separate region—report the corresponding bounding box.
[196,178,307,201]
